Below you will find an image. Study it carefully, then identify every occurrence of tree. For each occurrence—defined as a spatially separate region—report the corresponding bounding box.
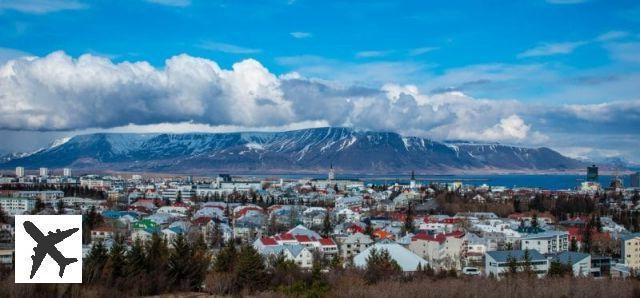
[168,233,191,290]
[329,254,343,271]
[364,218,374,238]
[403,203,415,235]
[145,233,169,294]
[214,239,237,272]
[322,211,332,237]
[506,255,518,275]
[175,191,182,204]
[548,260,571,277]
[56,199,65,214]
[0,205,7,224]
[189,234,212,290]
[211,220,223,248]
[125,238,147,280]
[234,244,267,293]
[570,237,578,252]
[84,241,109,283]
[520,249,532,275]
[32,198,45,214]
[531,213,539,230]
[106,235,126,286]
[363,248,401,284]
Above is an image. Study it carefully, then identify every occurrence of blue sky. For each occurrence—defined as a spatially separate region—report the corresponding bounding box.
[0,0,639,162]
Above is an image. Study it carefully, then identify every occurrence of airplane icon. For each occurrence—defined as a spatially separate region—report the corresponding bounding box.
[23,221,79,279]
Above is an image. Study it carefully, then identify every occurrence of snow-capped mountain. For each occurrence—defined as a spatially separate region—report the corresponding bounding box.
[0,127,584,173]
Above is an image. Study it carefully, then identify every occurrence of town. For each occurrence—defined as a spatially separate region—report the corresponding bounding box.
[1,165,640,296]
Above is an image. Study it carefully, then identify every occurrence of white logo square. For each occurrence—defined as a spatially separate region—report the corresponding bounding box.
[14,215,83,283]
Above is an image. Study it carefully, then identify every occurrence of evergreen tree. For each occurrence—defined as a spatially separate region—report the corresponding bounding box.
[322,211,332,237]
[211,220,223,248]
[506,255,518,275]
[125,238,147,279]
[145,233,169,294]
[168,233,191,290]
[521,249,532,275]
[363,248,401,284]
[570,237,578,252]
[84,241,109,283]
[32,198,45,214]
[189,234,212,290]
[234,244,267,293]
[214,239,237,272]
[56,199,65,214]
[107,235,127,286]
[403,203,415,235]
[531,213,539,230]
[364,218,374,238]
[0,205,7,223]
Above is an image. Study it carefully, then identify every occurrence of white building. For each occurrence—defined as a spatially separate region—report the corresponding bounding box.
[63,168,71,177]
[338,232,374,260]
[485,250,549,279]
[39,167,48,177]
[552,251,591,277]
[13,190,65,204]
[521,230,569,254]
[80,178,112,190]
[0,197,36,215]
[15,167,24,178]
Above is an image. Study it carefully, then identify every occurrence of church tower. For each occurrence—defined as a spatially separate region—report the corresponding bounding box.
[410,170,416,189]
[328,163,335,181]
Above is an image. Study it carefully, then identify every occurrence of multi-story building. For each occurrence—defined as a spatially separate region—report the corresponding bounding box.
[408,231,466,270]
[39,167,48,177]
[15,167,24,178]
[631,172,640,188]
[587,165,598,182]
[0,197,36,215]
[80,178,112,190]
[521,230,569,254]
[621,233,640,270]
[13,190,64,204]
[338,232,374,261]
[63,168,72,177]
[485,250,549,279]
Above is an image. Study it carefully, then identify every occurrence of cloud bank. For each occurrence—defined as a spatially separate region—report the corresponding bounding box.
[0,51,639,151]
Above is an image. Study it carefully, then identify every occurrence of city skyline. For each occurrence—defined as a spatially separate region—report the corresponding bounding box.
[0,0,639,163]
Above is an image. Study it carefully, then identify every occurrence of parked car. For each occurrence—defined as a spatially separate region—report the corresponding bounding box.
[462,267,481,276]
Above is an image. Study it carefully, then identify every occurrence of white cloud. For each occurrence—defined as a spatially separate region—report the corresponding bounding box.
[198,41,261,54]
[518,41,587,58]
[2,51,640,156]
[604,42,640,63]
[595,31,629,42]
[145,0,191,7]
[0,0,86,14]
[355,50,392,58]
[290,32,312,39]
[408,47,437,56]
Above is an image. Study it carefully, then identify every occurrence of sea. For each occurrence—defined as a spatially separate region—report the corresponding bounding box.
[246,174,634,191]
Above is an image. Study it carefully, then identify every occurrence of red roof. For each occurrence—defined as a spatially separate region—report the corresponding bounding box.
[192,217,212,226]
[260,237,278,246]
[412,231,464,243]
[276,233,295,241]
[295,235,312,243]
[319,238,336,246]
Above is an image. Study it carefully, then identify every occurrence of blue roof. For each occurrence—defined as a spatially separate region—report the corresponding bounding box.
[486,250,546,262]
[553,251,590,265]
[620,233,640,241]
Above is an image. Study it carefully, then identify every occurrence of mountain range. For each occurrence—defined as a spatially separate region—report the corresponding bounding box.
[0,127,585,174]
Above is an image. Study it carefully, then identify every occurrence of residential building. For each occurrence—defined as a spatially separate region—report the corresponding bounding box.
[63,168,72,177]
[552,251,591,277]
[521,230,569,254]
[15,167,24,178]
[631,172,640,188]
[621,233,640,270]
[39,167,48,177]
[0,197,36,215]
[485,250,549,279]
[338,232,374,260]
[408,231,466,270]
